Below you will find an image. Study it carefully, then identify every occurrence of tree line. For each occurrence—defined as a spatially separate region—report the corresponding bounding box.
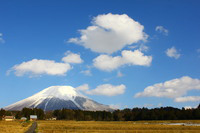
[0,108,44,120]
[0,104,200,121]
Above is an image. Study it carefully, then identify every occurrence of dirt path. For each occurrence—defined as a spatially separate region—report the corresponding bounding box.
[25,122,37,133]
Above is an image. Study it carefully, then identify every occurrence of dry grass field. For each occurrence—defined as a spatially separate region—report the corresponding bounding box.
[37,120,200,133]
[0,121,31,133]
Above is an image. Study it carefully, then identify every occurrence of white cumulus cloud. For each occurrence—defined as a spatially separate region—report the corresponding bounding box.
[166,46,181,59]
[155,26,168,36]
[93,54,122,71]
[93,50,152,71]
[11,59,71,76]
[86,84,126,96]
[62,51,83,64]
[134,76,200,103]
[9,51,84,77]
[68,13,147,54]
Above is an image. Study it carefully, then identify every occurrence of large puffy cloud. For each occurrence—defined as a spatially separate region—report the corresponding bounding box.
[62,51,83,64]
[9,51,84,77]
[93,50,152,71]
[166,46,181,59]
[68,13,147,54]
[86,84,126,96]
[11,59,71,76]
[135,76,200,102]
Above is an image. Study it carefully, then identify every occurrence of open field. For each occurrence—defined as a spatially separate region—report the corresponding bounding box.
[0,121,31,133]
[37,120,200,133]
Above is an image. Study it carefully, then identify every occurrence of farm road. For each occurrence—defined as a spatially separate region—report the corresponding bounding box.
[25,122,37,133]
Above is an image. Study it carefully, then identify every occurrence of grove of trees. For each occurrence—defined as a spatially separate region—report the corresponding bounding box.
[0,104,200,121]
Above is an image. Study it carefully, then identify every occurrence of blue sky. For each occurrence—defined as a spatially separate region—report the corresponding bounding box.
[0,0,200,109]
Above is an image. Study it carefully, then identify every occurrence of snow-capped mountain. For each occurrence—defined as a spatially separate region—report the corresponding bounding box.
[4,86,114,111]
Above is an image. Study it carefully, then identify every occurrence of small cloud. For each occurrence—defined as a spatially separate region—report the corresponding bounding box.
[175,96,200,102]
[76,84,89,91]
[128,45,138,49]
[103,77,113,82]
[123,105,129,109]
[0,33,5,43]
[86,84,126,96]
[117,71,124,77]
[197,49,200,58]
[166,46,181,59]
[109,104,121,109]
[143,103,154,108]
[184,106,192,110]
[155,26,168,36]
[68,38,79,43]
[81,70,92,76]
[139,44,149,52]
[62,51,83,64]
[157,103,162,107]
[128,44,149,52]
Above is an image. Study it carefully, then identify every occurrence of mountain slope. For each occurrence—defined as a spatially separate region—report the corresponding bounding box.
[4,86,113,111]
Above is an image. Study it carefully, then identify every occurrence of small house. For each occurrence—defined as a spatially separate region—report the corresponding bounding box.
[52,117,57,120]
[30,115,37,121]
[21,117,27,121]
[3,116,15,121]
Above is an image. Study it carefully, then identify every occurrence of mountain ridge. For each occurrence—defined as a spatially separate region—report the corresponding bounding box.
[4,86,114,111]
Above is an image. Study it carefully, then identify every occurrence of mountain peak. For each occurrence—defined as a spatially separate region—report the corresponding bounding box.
[4,86,113,111]
[37,86,83,100]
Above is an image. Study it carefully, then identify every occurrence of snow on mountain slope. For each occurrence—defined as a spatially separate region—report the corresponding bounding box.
[4,86,113,111]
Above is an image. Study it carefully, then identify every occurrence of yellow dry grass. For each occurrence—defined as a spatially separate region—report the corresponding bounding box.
[37,120,200,133]
[0,120,31,133]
